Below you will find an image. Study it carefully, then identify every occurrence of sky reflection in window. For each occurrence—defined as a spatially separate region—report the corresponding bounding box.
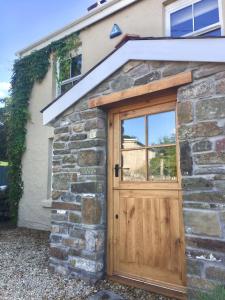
[171,5,193,37]
[170,0,220,37]
[194,0,219,31]
[122,116,145,148]
[148,111,176,145]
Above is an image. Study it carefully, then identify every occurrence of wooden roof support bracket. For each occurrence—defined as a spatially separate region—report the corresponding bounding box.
[88,71,192,109]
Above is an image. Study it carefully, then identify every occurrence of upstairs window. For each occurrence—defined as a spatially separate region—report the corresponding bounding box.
[58,54,82,94]
[166,0,223,37]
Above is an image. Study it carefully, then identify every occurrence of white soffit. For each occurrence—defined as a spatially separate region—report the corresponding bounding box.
[43,38,225,125]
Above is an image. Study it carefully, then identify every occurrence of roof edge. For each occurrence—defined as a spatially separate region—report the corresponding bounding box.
[16,0,139,57]
[42,37,225,125]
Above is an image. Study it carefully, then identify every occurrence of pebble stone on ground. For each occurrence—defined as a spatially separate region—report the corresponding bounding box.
[0,226,175,300]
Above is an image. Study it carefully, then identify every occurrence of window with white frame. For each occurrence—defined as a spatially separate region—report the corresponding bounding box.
[165,0,223,37]
[58,54,82,95]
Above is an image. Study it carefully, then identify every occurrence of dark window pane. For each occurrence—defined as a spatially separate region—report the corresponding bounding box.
[61,82,73,94]
[122,116,145,149]
[194,0,219,31]
[200,28,221,36]
[60,79,79,95]
[71,55,82,77]
[122,150,146,181]
[148,111,176,146]
[171,5,193,37]
[148,147,177,181]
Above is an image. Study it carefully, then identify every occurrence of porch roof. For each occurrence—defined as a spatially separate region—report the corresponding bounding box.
[42,36,225,125]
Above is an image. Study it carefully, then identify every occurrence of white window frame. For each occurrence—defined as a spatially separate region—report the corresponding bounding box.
[165,0,224,37]
[56,50,82,96]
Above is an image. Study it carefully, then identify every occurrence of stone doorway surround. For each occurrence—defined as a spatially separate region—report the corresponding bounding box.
[47,59,225,298]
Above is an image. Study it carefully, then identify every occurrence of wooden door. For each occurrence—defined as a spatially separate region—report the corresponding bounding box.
[107,95,186,298]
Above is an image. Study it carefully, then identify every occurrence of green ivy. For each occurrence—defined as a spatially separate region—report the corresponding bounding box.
[53,34,81,85]
[0,98,9,161]
[8,33,80,223]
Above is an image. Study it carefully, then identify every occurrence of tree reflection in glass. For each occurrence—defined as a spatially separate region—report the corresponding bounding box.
[148,146,177,181]
[120,110,177,182]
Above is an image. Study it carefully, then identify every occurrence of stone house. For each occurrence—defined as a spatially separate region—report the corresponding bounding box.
[17,0,188,231]
[16,0,225,299]
[17,0,225,231]
[42,37,225,299]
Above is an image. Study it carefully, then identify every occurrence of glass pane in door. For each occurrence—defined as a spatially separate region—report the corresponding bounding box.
[120,109,177,182]
[148,111,176,145]
[121,150,146,181]
[122,116,145,149]
[148,146,177,181]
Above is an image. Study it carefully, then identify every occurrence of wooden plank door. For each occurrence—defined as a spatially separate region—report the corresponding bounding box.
[107,97,186,298]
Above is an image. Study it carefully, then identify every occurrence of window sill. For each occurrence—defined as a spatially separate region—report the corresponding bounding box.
[61,74,82,85]
[181,24,221,38]
[57,75,82,96]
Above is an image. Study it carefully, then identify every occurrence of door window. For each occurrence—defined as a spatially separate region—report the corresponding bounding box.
[121,111,177,182]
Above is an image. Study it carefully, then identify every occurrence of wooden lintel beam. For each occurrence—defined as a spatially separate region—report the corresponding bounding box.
[88,71,192,109]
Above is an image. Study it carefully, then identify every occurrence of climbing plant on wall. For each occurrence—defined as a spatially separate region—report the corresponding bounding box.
[8,33,81,223]
[53,34,81,85]
[0,98,9,162]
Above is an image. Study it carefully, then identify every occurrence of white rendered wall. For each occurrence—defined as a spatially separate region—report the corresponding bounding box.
[18,65,54,231]
[18,0,164,230]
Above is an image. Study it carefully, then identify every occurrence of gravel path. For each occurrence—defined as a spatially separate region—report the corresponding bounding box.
[0,226,175,300]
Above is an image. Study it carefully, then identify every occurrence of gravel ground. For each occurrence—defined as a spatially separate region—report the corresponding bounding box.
[0,226,175,300]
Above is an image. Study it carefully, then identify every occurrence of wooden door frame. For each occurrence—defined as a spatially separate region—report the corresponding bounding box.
[106,90,187,300]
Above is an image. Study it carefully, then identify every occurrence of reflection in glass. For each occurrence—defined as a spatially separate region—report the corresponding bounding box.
[122,117,145,149]
[148,111,176,145]
[122,150,146,181]
[171,5,193,37]
[194,0,219,31]
[200,28,221,36]
[148,147,177,181]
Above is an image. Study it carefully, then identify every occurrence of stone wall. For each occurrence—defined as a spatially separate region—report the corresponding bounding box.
[177,65,225,295]
[49,102,107,280]
[49,60,225,295]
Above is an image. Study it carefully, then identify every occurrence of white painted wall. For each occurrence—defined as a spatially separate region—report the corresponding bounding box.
[18,64,54,231]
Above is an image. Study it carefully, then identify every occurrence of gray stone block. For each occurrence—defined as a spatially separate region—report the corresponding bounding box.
[196,97,225,120]
[180,141,193,176]
[192,140,212,152]
[134,71,161,86]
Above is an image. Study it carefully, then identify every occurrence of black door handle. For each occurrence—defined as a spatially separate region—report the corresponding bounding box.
[114,164,120,177]
[115,214,119,219]
[114,164,130,177]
